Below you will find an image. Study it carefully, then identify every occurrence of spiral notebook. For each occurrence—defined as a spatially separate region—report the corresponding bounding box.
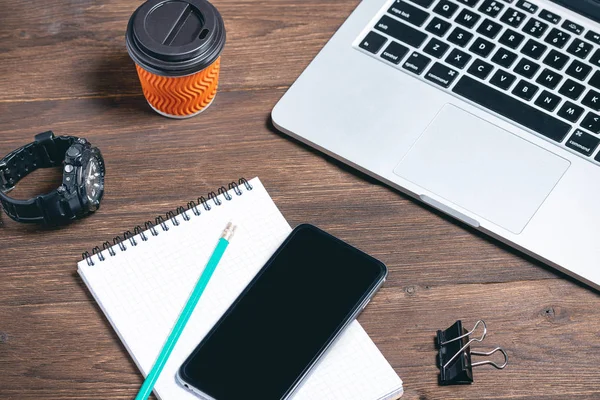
[77,177,403,400]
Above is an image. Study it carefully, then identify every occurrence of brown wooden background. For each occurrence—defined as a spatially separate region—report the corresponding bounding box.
[1,0,599,399]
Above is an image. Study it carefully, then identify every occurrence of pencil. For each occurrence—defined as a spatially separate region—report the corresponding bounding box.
[135,222,237,400]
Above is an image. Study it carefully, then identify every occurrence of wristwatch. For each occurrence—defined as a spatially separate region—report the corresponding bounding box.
[0,131,105,225]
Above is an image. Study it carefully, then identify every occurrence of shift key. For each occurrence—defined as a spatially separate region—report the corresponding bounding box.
[375,15,428,48]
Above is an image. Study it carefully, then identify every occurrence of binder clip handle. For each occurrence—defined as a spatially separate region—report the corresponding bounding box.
[471,347,508,369]
[439,319,487,346]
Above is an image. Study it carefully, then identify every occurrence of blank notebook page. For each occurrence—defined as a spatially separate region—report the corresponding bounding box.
[78,178,402,400]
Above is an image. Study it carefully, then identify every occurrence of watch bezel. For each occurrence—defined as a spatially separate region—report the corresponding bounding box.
[0,161,14,194]
[75,147,105,213]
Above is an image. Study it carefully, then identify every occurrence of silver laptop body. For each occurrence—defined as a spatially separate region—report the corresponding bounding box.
[273,0,600,289]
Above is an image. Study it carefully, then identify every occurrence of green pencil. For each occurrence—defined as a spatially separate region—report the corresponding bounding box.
[135,222,237,400]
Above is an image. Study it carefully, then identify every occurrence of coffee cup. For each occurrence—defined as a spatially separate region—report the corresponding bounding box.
[126,0,226,118]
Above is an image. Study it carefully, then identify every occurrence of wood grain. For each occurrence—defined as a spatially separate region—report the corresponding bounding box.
[1,0,599,399]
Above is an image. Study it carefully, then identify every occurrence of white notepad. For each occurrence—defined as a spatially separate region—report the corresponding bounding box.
[77,177,403,400]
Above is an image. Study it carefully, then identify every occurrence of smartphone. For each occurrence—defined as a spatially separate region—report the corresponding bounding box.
[177,224,387,400]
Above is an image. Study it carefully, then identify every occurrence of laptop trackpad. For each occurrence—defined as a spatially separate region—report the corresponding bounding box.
[393,104,570,234]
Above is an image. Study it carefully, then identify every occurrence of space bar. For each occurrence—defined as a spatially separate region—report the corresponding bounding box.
[452,76,571,142]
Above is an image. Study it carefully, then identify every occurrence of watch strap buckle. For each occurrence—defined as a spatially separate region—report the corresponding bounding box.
[0,161,14,194]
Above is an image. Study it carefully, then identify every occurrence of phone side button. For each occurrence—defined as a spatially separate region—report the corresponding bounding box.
[362,299,371,310]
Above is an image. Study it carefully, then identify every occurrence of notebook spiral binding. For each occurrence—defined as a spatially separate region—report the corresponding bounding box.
[82,178,253,266]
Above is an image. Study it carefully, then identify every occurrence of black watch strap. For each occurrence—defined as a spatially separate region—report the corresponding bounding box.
[0,190,65,223]
[0,131,77,223]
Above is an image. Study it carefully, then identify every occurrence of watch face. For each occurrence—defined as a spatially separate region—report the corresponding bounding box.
[84,156,104,208]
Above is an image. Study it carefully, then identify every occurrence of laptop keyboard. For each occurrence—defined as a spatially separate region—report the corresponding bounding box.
[355,0,600,165]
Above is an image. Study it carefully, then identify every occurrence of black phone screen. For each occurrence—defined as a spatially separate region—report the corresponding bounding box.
[179,224,387,400]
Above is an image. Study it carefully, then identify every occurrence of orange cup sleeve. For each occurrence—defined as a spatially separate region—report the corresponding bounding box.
[135,57,221,117]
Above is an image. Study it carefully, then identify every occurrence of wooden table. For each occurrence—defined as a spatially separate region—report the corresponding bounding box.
[1,1,599,399]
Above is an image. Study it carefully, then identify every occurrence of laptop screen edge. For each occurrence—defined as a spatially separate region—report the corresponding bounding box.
[551,0,600,23]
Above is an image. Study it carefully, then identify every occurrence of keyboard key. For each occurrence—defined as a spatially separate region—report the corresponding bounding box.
[585,30,600,45]
[589,71,600,90]
[590,49,600,67]
[522,18,548,38]
[448,27,473,47]
[388,1,430,27]
[565,60,592,81]
[596,152,600,162]
[514,58,540,78]
[359,31,388,54]
[567,39,593,59]
[468,58,494,79]
[566,130,600,156]
[453,76,571,142]
[512,80,539,100]
[491,47,517,68]
[559,79,585,100]
[516,0,537,13]
[534,90,562,112]
[582,89,600,111]
[446,48,472,69]
[490,69,516,89]
[544,28,571,49]
[403,51,432,74]
[562,20,584,35]
[498,29,525,49]
[455,8,481,28]
[500,8,526,28]
[539,9,561,25]
[381,41,410,64]
[425,62,459,87]
[535,68,562,89]
[478,0,504,17]
[543,49,570,70]
[557,102,584,122]
[580,112,600,133]
[470,37,495,57]
[375,16,428,48]
[408,0,435,7]
[477,18,503,39]
[456,0,480,6]
[426,17,452,36]
[521,39,548,60]
[433,0,459,18]
[423,38,450,58]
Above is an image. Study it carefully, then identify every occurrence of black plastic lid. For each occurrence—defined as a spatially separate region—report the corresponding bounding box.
[126,0,226,76]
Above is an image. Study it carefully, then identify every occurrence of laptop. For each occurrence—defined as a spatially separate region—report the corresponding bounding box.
[272,0,600,290]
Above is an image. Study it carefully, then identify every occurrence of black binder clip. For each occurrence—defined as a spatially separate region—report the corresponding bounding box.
[436,320,508,385]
